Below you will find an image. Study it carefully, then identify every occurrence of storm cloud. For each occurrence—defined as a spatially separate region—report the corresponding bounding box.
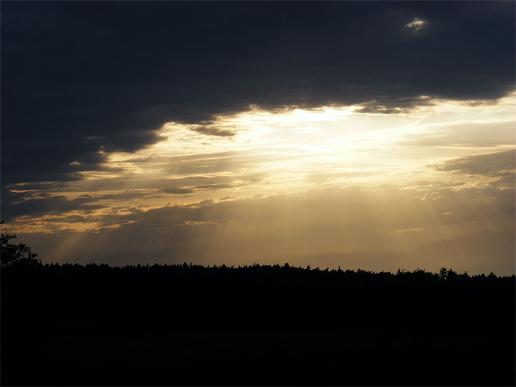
[2,1,514,187]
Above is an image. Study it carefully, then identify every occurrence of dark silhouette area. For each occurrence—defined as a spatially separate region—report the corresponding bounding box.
[0,221,40,268]
[1,235,514,385]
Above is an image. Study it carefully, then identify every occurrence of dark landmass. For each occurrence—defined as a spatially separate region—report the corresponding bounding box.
[2,263,515,385]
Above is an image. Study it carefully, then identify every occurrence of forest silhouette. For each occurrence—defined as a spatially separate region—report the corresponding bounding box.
[1,233,515,385]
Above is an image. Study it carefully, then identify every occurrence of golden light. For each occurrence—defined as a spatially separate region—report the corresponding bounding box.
[10,94,516,233]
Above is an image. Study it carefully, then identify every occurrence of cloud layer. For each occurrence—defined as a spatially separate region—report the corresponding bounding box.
[2,2,514,274]
[2,1,514,185]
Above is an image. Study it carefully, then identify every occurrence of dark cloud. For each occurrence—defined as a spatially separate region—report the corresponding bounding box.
[2,1,514,187]
[162,187,194,195]
[2,189,154,221]
[3,193,104,220]
[6,171,262,194]
[191,126,236,137]
[436,149,516,176]
[2,173,262,221]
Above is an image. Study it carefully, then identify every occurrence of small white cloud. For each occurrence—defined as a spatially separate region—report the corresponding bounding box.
[405,17,427,31]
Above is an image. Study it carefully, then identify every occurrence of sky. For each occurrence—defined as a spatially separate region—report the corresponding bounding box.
[1,1,515,274]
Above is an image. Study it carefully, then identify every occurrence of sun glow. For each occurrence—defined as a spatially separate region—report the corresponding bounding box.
[9,94,516,234]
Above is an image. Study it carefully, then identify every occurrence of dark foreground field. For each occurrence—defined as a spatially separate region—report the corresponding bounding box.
[2,264,515,385]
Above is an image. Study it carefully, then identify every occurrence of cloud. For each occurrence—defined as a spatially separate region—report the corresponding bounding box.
[2,189,154,221]
[405,17,426,31]
[191,126,236,137]
[3,191,103,220]
[435,149,516,176]
[162,187,194,195]
[2,1,514,187]
[2,172,263,223]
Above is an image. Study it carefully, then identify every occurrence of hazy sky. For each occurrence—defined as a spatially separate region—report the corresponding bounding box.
[2,1,515,273]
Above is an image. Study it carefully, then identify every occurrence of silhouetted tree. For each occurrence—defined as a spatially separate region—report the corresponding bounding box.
[1,221,40,267]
